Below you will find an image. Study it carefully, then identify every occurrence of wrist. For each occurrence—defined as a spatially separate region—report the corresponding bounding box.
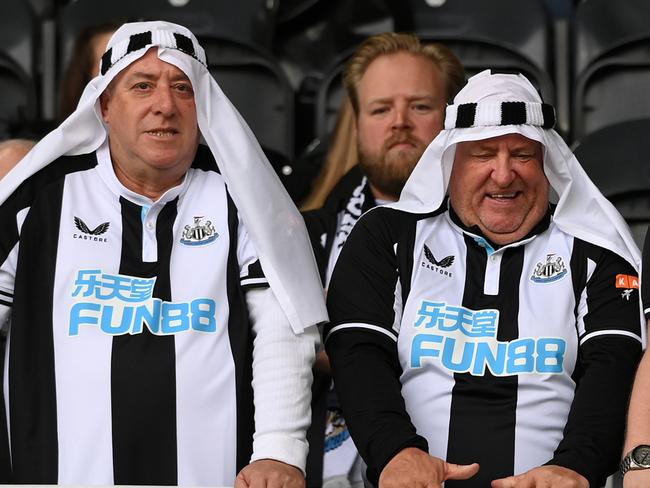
[621,445,650,476]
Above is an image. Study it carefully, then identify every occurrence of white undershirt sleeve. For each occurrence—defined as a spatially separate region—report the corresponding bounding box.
[246,286,320,474]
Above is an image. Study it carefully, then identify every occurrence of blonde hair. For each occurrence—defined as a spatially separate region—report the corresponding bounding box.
[301,33,464,210]
[300,96,357,210]
[344,32,465,113]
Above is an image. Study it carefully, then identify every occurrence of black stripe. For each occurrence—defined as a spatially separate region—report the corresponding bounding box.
[455,103,477,128]
[225,195,255,471]
[0,333,9,482]
[445,240,523,487]
[9,178,65,482]
[0,299,11,307]
[100,48,112,75]
[126,31,152,56]
[569,238,588,383]
[0,290,12,298]
[541,103,556,129]
[111,198,178,484]
[501,101,527,125]
[173,33,195,57]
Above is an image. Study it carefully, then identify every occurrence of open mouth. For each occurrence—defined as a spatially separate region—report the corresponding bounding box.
[486,192,520,201]
[146,129,178,137]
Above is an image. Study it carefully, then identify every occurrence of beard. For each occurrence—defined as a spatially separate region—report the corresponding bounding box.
[357,132,427,200]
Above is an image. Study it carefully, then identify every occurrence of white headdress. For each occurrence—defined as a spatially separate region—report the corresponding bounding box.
[0,21,327,333]
[391,70,641,271]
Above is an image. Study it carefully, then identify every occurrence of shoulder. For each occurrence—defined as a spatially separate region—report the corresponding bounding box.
[355,205,445,241]
[2,152,98,211]
[571,236,637,273]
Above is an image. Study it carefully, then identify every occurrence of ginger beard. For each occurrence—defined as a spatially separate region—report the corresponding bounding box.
[358,131,427,200]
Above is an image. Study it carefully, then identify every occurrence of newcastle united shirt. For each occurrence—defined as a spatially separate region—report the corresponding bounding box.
[0,143,267,484]
[325,204,642,487]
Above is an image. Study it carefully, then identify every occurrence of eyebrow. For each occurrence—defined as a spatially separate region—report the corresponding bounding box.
[124,71,191,83]
[368,94,437,105]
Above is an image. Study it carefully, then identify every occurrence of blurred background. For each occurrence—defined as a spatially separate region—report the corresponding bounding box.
[3,0,650,249]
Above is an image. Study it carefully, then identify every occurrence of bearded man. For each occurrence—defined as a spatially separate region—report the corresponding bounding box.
[301,32,464,488]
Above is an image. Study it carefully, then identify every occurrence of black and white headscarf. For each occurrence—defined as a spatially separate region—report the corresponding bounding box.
[390,70,643,338]
[0,21,327,333]
[393,70,640,269]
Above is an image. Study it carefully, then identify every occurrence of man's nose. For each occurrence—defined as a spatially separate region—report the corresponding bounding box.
[392,104,413,130]
[152,86,176,116]
[490,155,516,187]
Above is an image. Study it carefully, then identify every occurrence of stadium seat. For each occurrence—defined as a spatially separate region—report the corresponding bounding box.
[0,0,38,138]
[202,39,296,160]
[573,119,650,248]
[572,0,650,142]
[312,0,555,140]
[57,0,279,75]
[401,0,554,99]
[276,0,396,151]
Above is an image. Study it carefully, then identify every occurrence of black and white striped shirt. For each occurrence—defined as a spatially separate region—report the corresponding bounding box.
[0,143,267,484]
[325,203,642,487]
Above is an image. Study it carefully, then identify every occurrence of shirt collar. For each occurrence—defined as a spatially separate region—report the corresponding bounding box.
[96,138,192,207]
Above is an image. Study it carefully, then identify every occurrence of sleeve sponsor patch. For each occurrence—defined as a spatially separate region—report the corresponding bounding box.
[615,274,639,289]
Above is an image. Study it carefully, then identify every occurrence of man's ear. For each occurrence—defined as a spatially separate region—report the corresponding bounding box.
[99,91,110,123]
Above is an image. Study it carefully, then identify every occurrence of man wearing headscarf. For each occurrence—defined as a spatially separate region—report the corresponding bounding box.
[0,21,327,486]
[324,70,644,487]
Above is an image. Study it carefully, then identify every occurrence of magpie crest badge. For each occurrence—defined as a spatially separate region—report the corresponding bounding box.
[181,216,218,246]
[531,253,567,283]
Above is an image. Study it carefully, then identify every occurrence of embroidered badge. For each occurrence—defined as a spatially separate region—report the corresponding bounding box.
[180,216,218,246]
[531,253,568,283]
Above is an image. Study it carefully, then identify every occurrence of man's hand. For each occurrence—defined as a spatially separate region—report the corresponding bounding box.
[379,447,479,488]
[624,470,650,488]
[491,465,588,487]
[235,459,305,488]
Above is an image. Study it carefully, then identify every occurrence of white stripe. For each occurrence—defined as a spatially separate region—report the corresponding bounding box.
[526,102,544,126]
[174,171,236,484]
[580,329,643,345]
[392,243,403,334]
[483,251,502,295]
[241,277,268,287]
[443,104,459,129]
[55,171,116,483]
[152,29,176,51]
[325,323,398,343]
[576,258,597,337]
[476,102,501,126]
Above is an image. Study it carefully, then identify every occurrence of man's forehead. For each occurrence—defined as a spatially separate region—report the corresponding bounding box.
[110,48,191,85]
[461,133,542,148]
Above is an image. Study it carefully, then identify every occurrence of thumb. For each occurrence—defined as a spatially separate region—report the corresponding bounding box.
[445,462,480,480]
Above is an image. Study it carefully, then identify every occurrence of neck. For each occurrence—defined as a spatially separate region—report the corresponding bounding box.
[112,159,185,201]
[369,183,399,203]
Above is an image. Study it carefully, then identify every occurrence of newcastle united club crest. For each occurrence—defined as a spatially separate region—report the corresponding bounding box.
[531,253,568,283]
[180,216,218,246]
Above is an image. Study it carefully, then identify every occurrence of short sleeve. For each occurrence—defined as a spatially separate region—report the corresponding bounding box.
[325,208,404,342]
[236,215,268,290]
[578,242,642,343]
